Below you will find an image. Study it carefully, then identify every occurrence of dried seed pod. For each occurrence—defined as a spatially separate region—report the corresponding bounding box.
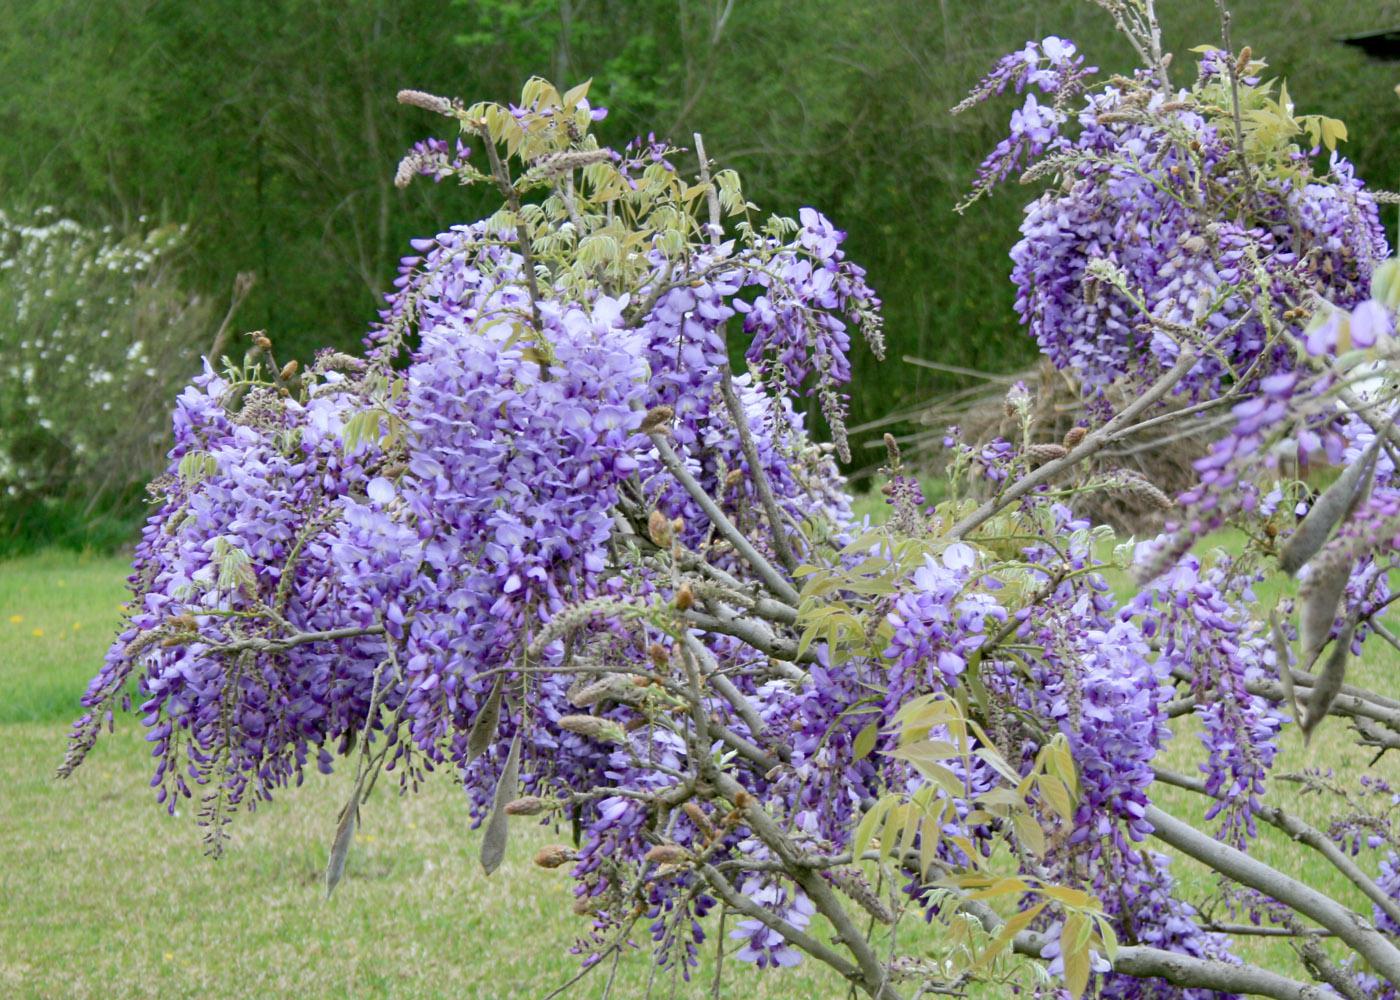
[647,510,673,548]
[1300,618,1357,744]
[640,405,675,435]
[643,844,690,866]
[534,845,576,869]
[1279,438,1380,576]
[504,795,548,816]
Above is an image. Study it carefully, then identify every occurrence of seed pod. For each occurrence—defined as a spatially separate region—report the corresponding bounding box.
[643,844,690,866]
[1062,426,1087,449]
[466,674,504,765]
[648,509,673,548]
[1298,551,1353,668]
[640,405,675,435]
[1279,438,1381,575]
[1300,618,1357,744]
[504,795,548,817]
[534,844,576,869]
[1268,607,1301,725]
[479,731,521,875]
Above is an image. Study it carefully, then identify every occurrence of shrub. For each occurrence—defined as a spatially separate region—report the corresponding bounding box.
[60,5,1400,997]
[0,208,210,548]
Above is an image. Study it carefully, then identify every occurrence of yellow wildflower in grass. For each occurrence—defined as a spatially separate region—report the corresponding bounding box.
[71,622,82,631]
[30,628,43,638]
[7,614,22,624]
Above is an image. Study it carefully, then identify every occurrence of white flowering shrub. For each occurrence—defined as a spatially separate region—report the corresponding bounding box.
[0,207,210,518]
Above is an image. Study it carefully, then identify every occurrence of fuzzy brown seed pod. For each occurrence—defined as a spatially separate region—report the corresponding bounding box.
[648,509,673,548]
[1062,426,1087,449]
[640,405,675,435]
[683,802,717,840]
[1024,443,1068,464]
[558,714,629,745]
[675,583,695,610]
[504,796,548,816]
[396,89,456,116]
[643,844,691,866]
[533,845,576,869]
[278,360,299,381]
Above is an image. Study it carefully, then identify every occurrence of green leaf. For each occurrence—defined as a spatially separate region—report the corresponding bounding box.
[852,720,879,761]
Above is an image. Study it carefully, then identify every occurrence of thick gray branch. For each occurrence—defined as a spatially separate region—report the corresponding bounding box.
[1145,804,1400,984]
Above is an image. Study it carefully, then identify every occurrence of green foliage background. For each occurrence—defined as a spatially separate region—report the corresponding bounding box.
[1,0,1395,473]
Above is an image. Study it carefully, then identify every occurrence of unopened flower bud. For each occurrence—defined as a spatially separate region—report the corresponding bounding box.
[397,89,456,116]
[534,844,576,869]
[683,802,717,839]
[504,795,548,816]
[643,844,691,866]
[640,405,674,435]
[558,714,629,745]
[648,510,673,547]
[1024,443,1068,464]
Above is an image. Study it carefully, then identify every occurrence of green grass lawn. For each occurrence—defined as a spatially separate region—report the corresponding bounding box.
[2,548,1399,997]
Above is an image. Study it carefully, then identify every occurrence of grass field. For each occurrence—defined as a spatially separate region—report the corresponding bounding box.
[2,548,1398,998]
